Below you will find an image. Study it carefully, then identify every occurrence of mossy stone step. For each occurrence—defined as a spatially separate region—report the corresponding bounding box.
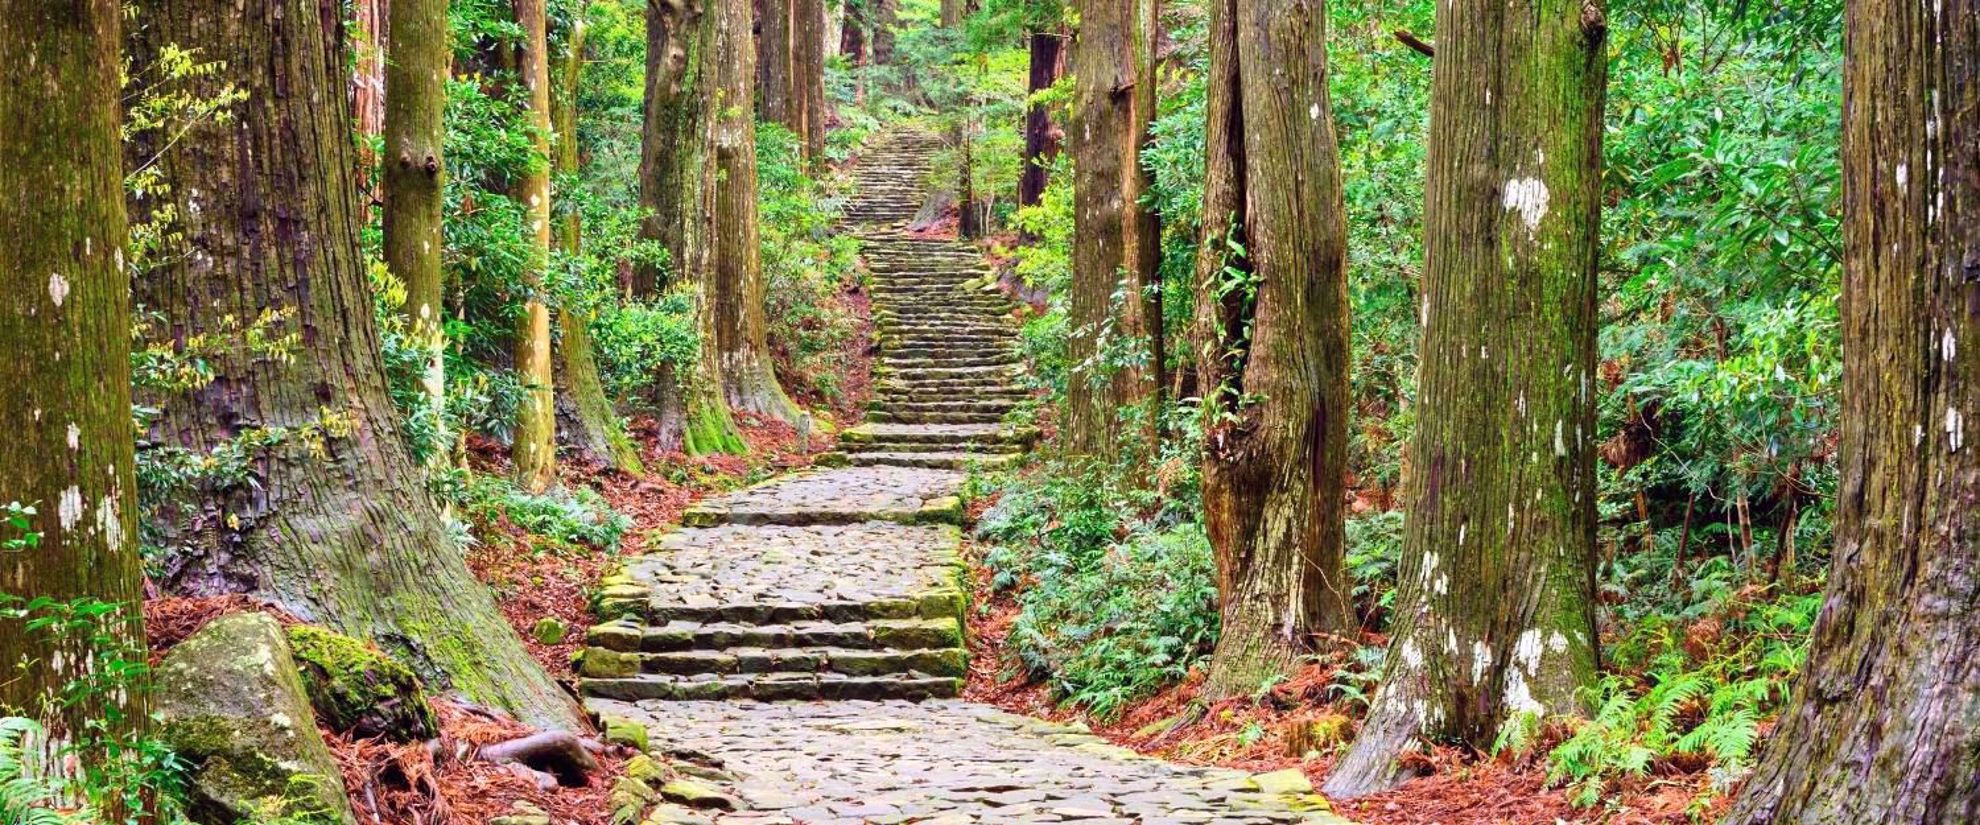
[839,423,1033,445]
[588,616,964,654]
[607,646,967,679]
[845,451,1023,471]
[580,672,962,702]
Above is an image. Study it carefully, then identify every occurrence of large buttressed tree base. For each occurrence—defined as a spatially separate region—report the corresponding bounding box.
[126,0,582,732]
[639,0,758,454]
[0,0,144,785]
[1192,0,1354,699]
[1064,0,1160,457]
[1722,0,1979,820]
[1324,0,1606,796]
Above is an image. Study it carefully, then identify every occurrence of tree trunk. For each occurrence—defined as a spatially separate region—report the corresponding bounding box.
[550,19,644,474]
[796,0,828,165]
[841,0,866,63]
[712,0,801,423]
[1721,0,1980,820]
[871,0,897,63]
[940,0,962,27]
[640,0,752,453]
[508,0,558,492]
[352,0,389,191]
[1324,0,1606,795]
[1019,29,1066,211]
[0,0,144,800]
[1064,0,1160,457]
[1190,0,1353,700]
[759,0,795,123]
[125,0,582,732]
[382,0,449,467]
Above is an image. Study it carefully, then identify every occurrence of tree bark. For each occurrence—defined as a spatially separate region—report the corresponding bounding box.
[711,0,801,423]
[0,0,144,799]
[352,0,389,188]
[508,0,559,492]
[640,0,753,453]
[1019,29,1066,210]
[550,19,644,474]
[1721,0,1980,820]
[1190,0,1353,700]
[125,0,582,732]
[759,0,795,123]
[1064,0,1160,457]
[383,0,450,466]
[871,0,897,63]
[940,0,962,27]
[1324,0,1606,795]
[796,0,828,165]
[840,0,866,63]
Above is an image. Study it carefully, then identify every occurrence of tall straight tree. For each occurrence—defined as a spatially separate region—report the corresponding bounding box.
[1324,0,1607,795]
[509,0,559,492]
[1190,0,1353,699]
[760,0,796,123]
[1722,0,1979,820]
[710,0,801,422]
[383,0,450,465]
[550,17,644,474]
[1064,0,1159,457]
[796,0,828,163]
[639,0,753,453]
[0,0,144,797]
[126,0,582,732]
[1019,26,1066,210]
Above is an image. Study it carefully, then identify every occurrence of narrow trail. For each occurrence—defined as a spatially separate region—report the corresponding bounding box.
[577,130,1351,825]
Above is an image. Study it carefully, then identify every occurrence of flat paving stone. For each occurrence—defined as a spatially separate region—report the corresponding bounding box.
[589,698,1352,824]
[685,467,966,527]
[626,523,965,612]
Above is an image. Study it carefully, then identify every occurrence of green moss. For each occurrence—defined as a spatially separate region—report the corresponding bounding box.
[684,393,747,455]
[285,625,437,742]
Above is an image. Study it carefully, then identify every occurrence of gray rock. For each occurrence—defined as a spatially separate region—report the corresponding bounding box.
[156,612,358,825]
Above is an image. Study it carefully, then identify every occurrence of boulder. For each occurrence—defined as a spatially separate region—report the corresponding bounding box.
[155,612,358,825]
[285,624,438,742]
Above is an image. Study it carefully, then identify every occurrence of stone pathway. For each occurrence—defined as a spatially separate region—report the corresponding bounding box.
[576,130,1351,825]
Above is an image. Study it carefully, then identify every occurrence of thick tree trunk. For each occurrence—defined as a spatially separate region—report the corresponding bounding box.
[382,0,449,466]
[840,0,866,63]
[1721,0,1980,821]
[796,0,828,165]
[509,0,559,492]
[550,21,644,474]
[759,0,795,123]
[0,0,144,799]
[1019,30,1066,210]
[871,0,897,63]
[125,0,582,732]
[1190,0,1353,700]
[640,0,753,453]
[1324,0,1606,795]
[1064,0,1160,457]
[712,0,801,423]
[940,0,962,26]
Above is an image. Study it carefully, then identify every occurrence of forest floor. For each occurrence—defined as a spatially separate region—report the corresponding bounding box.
[960,533,1728,825]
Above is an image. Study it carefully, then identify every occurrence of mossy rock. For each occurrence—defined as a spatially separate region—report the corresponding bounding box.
[156,613,358,825]
[285,624,438,742]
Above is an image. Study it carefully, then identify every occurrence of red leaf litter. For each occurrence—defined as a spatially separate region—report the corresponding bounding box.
[961,538,1725,825]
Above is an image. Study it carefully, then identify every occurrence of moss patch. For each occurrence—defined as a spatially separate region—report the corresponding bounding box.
[286,624,438,742]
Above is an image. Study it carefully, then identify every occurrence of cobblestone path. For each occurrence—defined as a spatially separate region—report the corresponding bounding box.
[573,131,1352,825]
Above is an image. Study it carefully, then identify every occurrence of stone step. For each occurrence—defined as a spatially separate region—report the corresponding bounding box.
[873,398,1021,415]
[838,423,1034,446]
[844,451,1023,471]
[869,409,1011,425]
[589,615,965,653]
[844,439,1024,454]
[881,354,1020,369]
[628,645,968,679]
[884,346,1019,361]
[579,672,963,702]
[877,379,1028,393]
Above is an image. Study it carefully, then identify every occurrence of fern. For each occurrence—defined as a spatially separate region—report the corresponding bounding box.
[0,718,82,825]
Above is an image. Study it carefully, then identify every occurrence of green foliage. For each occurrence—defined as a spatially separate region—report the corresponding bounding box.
[756,122,864,406]
[1538,571,1820,808]
[458,474,631,552]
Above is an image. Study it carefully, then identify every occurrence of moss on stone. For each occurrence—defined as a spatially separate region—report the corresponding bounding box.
[285,624,438,742]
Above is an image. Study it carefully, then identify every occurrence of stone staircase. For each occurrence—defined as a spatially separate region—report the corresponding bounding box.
[579,470,971,702]
[835,131,1035,471]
